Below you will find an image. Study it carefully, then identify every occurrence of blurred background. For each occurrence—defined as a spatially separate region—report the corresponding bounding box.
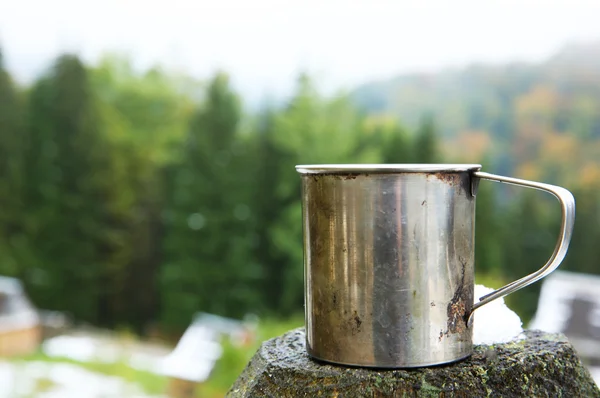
[0,0,600,397]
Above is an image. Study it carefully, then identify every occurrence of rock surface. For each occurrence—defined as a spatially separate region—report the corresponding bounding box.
[227,328,599,397]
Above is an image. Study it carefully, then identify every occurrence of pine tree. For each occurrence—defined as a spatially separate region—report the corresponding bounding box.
[414,115,439,163]
[262,75,382,314]
[561,186,599,276]
[23,54,115,323]
[90,57,195,330]
[0,49,25,276]
[502,191,557,321]
[381,124,413,163]
[355,116,413,164]
[250,109,290,311]
[161,72,258,330]
[473,167,504,277]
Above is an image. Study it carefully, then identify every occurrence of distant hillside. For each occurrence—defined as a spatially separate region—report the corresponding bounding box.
[352,41,600,136]
[351,41,600,182]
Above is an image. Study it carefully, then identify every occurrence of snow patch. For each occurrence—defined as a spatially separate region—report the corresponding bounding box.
[0,361,164,398]
[473,284,524,345]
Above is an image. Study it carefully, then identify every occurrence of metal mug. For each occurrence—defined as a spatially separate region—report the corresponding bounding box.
[296,164,575,368]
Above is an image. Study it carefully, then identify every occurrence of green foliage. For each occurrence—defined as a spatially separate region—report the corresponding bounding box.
[197,315,304,397]
[0,43,597,335]
[0,49,25,277]
[414,115,440,163]
[249,109,292,314]
[20,55,120,323]
[91,56,194,329]
[161,72,260,329]
[564,187,600,274]
[474,165,503,276]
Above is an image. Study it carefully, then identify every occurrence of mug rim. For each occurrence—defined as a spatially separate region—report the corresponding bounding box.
[295,164,482,174]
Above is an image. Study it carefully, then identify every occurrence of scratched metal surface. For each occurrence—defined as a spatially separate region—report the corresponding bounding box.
[300,170,476,368]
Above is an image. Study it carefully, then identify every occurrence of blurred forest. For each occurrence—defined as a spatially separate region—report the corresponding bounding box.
[353,42,600,182]
[0,42,598,335]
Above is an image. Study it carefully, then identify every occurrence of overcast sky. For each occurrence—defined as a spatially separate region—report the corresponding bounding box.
[1,0,600,102]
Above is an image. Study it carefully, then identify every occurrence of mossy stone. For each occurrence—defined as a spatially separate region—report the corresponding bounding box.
[227,328,599,397]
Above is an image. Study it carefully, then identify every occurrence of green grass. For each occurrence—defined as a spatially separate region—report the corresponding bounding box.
[197,314,304,397]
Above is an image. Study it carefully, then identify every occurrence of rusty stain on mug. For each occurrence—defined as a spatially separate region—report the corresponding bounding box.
[296,164,575,368]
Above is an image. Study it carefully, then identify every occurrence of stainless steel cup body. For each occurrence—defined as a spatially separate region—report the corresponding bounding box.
[297,164,575,368]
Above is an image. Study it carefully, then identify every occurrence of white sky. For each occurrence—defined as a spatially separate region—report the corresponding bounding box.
[1,0,600,102]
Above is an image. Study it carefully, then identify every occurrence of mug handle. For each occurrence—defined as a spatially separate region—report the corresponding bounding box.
[470,171,576,312]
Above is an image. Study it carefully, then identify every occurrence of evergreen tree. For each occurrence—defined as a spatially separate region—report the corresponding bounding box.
[0,49,25,277]
[414,115,439,163]
[562,186,599,276]
[91,58,193,330]
[161,72,258,330]
[355,116,413,164]
[473,167,504,277]
[250,109,290,312]
[502,191,557,321]
[23,54,116,323]
[381,124,413,163]
[263,75,382,313]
